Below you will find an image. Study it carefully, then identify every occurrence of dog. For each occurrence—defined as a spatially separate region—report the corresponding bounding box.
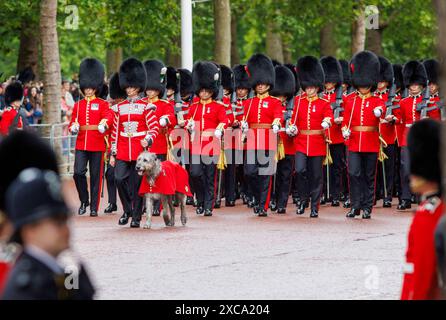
[136,151,188,229]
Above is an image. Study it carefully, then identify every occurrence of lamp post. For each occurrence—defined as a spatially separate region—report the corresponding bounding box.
[181,0,193,71]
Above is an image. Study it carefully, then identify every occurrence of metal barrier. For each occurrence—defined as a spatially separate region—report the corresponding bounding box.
[29,123,76,176]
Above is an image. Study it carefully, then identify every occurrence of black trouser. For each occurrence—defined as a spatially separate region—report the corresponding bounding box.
[376,144,396,202]
[244,150,275,211]
[400,146,411,201]
[273,154,294,208]
[105,163,117,205]
[115,160,143,220]
[242,150,253,201]
[394,145,402,198]
[224,149,242,202]
[342,148,350,198]
[348,152,378,211]
[328,143,346,201]
[295,152,323,211]
[73,150,103,212]
[190,155,217,210]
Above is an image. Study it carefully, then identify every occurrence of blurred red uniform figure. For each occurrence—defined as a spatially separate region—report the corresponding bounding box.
[0,82,25,136]
[423,59,442,121]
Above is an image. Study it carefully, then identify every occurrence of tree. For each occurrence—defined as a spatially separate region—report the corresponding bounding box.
[213,0,231,66]
[351,1,366,55]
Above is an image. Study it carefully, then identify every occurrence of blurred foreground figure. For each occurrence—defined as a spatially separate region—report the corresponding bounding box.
[401,119,443,300]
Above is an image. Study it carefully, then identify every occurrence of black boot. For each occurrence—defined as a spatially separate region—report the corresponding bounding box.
[248,197,256,208]
[204,209,213,216]
[186,197,194,206]
[411,195,417,204]
[214,199,221,209]
[343,198,351,208]
[383,200,392,208]
[78,202,89,215]
[346,208,361,218]
[130,218,140,228]
[258,209,268,217]
[90,210,98,217]
[270,200,277,212]
[296,201,306,215]
[196,206,204,215]
[320,194,327,205]
[118,212,130,225]
[104,203,117,214]
[362,209,372,219]
[225,200,235,207]
[310,209,319,218]
[397,200,411,211]
[331,199,340,207]
[253,205,260,215]
[153,207,160,217]
[277,207,286,214]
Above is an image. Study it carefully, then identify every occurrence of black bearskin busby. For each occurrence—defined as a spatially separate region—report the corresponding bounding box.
[143,59,167,96]
[339,59,351,86]
[233,64,250,90]
[178,68,193,97]
[270,65,296,99]
[408,119,441,185]
[166,66,178,92]
[246,53,275,89]
[403,60,428,88]
[17,67,35,85]
[98,84,109,100]
[119,58,147,92]
[393,64,404,90]
[192,61,220,98]
[320,56,343,87]
[350,50,380,90]
[423,59,440,85]
[109,72,126,100]
[297,56,325,91]
[220,65,234,93]
[79,58,105,94]
[0,130,59,211]
[4,81,24,105]
[378,56,394,84]
[284,64,300,94]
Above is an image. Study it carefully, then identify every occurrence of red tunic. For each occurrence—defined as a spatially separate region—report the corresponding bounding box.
[0,107,23,136]
[138,160,192,196]
[401,195,443,300]
[278,100,295,155]
[342,93,386,153]
[242,94,283,151]
[374,90,397,146]
[427,94,442,121]
[143,98,177,155]
[290,95,332,157]
[186,99,228,156]
[69,97,110,152]
[0,261,10,295]
[323,90,344,145]
[109,98,160,162]
[170,99,192,151]
[396,95,423,147]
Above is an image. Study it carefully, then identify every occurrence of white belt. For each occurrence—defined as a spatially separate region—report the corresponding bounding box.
[120,131,146,138]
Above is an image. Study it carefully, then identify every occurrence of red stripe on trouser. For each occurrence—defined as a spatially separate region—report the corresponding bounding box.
[264,176,273,211]
[96,153,104,212]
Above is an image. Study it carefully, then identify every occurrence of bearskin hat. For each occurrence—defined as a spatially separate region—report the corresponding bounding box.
[178,68,193,97]
[166,66,178,92]
[220,65,234,93]
[393,64,404,90]
[233,64,250,90]
[403,60,428,88]
[339,59,351,86]
[79,58,105,94]
[377,56,394,84]
[0,131,59,211]
[109,72,126,100]
[320,56,343,86]
[350,51,380,90]
[192,61,220,98]
[17,67,35,85]
[98,84,109,100]
[119,58,147,92]
[297,56,325,90]
[408,119,441,185]
[143,59,167,96]
[270,65,296,99]
[246,53,275,89]
[284,64,300,94]
[423,59,440,85]
[5,81,24,105]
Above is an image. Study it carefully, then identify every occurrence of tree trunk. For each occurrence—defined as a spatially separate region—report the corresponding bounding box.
[230,12,240,66]
[366,29,383,55]
[320,24,337,57]
[351,3,366,55]
[213,0,231,66]
[40,0,62,155]
[266,21,284,64]
[106,47,123,77]
[166,36,181,68]
[17,18,40,79]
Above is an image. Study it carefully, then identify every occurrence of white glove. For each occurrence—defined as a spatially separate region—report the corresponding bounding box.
[272,124,280,134]
[186,119,195,131]
[70,123,80,134]
[342,128,351,139]
[321,121,330,129]
[373,107,382,118]
[98,124,106,134]
[241,121,249,133]
[286,125,298,137]
[159,117,168,127]
[214,129,223,138]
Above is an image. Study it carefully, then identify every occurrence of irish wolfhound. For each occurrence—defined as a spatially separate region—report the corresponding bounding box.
[136,151,188,229]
